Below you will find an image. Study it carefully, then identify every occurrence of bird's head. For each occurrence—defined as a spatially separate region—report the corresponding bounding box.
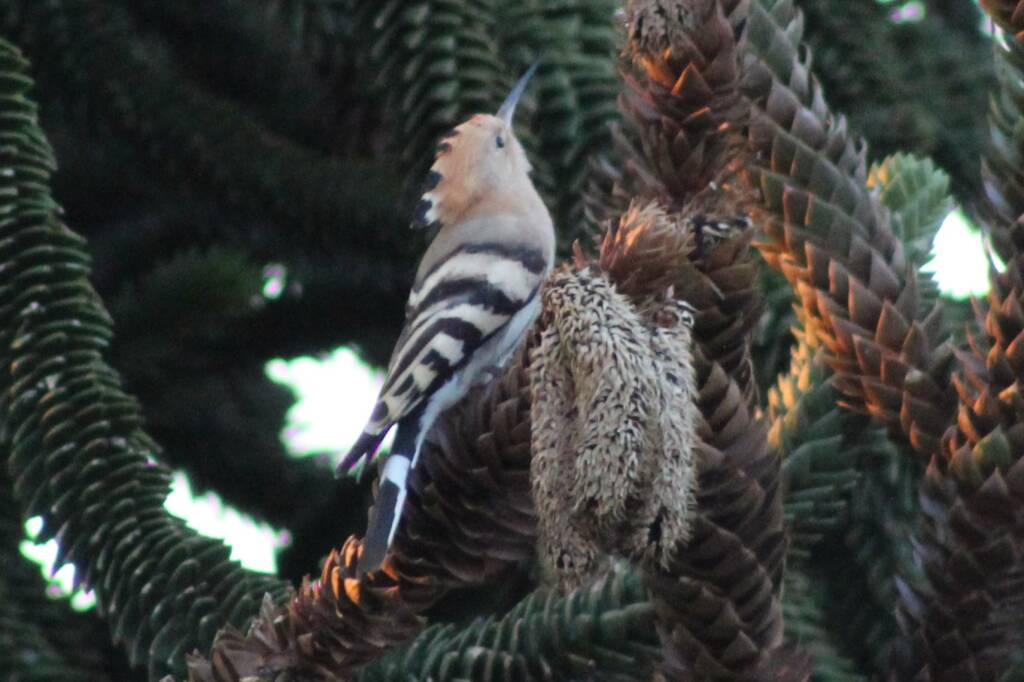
[412,63,540,231]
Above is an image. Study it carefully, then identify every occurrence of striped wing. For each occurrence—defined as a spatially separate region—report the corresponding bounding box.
[368,242,547,435]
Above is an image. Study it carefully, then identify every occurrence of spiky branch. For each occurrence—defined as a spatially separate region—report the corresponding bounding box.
[735,1,1024,679]
[0,40,292,681]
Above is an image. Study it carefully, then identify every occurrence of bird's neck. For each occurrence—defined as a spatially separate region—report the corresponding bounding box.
[464,175,548,225]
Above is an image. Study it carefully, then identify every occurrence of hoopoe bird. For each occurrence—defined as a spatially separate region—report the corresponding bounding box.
[337,64,554,575]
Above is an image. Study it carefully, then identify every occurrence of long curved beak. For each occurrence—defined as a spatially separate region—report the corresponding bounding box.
[497,61,539,127]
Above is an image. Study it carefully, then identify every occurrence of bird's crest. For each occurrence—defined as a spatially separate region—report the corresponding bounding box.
[410,126,463,232]
[411,63,539,232]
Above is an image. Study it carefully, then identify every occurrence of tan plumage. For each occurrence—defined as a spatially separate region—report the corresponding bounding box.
[338,64,554,575]
[365,118,553,440]
[417,114,542,234]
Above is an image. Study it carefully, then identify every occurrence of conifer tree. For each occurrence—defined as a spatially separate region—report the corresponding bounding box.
[1,1,1021,682]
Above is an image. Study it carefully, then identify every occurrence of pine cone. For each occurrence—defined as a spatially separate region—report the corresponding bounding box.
[889,457,1024,681]
[980,17,1024,261]
[597,198,784,679]
[588,0,750,227]
[890,273,1024,680]
[189,351,538,679]
[623,0,748,196]
[644,353,788,680]
[388,347,537,585]
[645,219,786,675]
[875,6,1024,678]
[673,220,761,405]
[593,0,763,410]
[771,147,954,674]
[530,265,698,587]
[184,549,428,681]
[743,2,1024,680]
[599,199,697,299]
[600,199,761,405]
[579,187,788,678]
[738,0,957,459]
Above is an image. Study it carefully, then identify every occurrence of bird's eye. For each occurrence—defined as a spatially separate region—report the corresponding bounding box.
[495,136,505,149]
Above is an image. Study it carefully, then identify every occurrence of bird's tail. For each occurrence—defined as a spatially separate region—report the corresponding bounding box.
[359,454,410,574]
[358,420,420,575]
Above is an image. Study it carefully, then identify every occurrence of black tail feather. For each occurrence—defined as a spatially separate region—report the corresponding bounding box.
[354,417,422,575]
[359,477,402,576]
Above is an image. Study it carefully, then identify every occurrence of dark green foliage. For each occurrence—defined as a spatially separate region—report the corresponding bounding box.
[108,248,265,352]
[767,143,949,677]
[497,1,620,235]
[867,152,965,322]
[356,566,660,682]
[780,446,924,679]
[0,0,1017,680]
[1,470,136,681]
[771,330,920,678]
[0,0,414,554]
[771,333,886,560]
[800,0,992,201]
[777,415,923,677]
[980,9,1024,255]
[824,454,923,673]
[354,0,506,170]
[256,0,358,68]
[868,153,952,268]
[96,230,378,568]
[351,0,620,234]
[119,0,334,146]
[1003,658,1024,682]
[0,0,405,256]
[0,40,290,679]
[781,570,864,682]
[0,579,106,681]
[752,264,797,397]
[108,249,377,577]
